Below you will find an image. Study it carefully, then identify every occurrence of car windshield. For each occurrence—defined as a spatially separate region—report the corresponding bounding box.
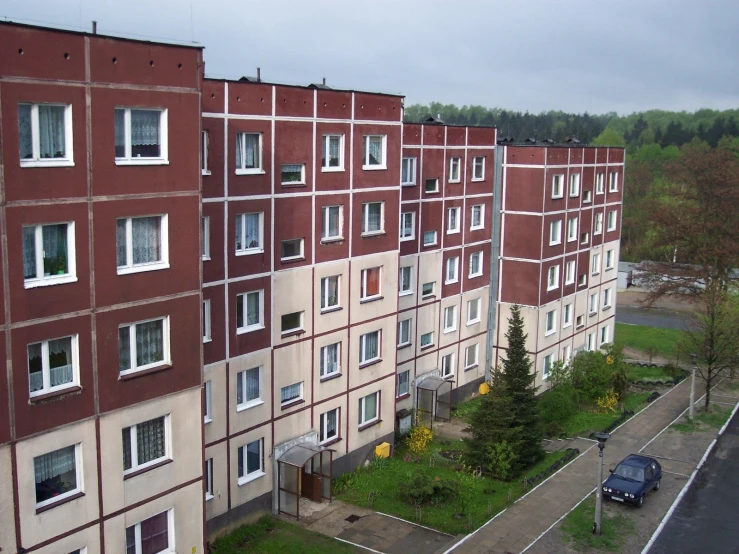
[614,464,645,482]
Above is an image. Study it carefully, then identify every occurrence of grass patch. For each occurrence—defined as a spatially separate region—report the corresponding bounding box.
[561,495,635,551]
[211,515,358,554]
[451,395,483,424]
[672,404,733,433]
[624,364,676,382]
[615,323,684,358]
[559,392,650,438]
[336,439,570,535]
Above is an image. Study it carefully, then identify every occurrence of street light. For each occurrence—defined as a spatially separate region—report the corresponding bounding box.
[593,432,611,536]
[689,353,697,422]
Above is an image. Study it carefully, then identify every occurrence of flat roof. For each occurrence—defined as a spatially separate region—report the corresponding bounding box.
[203,75,405,99]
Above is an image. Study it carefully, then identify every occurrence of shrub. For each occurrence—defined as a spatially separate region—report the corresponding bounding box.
[398,471,460,505]
[596,389,619,413]
[484,440,517,481]
[539,385,579,424]
[407,426,434,454]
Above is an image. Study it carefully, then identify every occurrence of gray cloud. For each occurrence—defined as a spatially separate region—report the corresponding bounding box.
[2,0,738,114]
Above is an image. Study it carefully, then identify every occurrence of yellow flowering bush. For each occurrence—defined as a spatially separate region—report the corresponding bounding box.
[407,426,433,454]
[596,389,619,413]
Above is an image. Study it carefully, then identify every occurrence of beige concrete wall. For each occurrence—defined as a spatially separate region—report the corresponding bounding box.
[312,394,347,448]
[0,445,16,554]
[347,376,395,450]
[314,259,350,336]
[230,348,272,434]
[313,328,350,403]
[417,250,443,301]
[398,254,420,311]
[350,251,399,325]
[396,312,416,366]
[272,266,314,346]
[438,342,458,379]
[273,409,313,448]
[416,302,439,348]
[229,422,272,508]
[458,336,485,386]
[205,441,228,521]
[34,525,100,554]
[439,295,461,348]
[272,340,312,415]
[460,287,488,341]
[395,360,415,412]
[205,361,227,444]
[348,316,396,389]
[589,243,604,287]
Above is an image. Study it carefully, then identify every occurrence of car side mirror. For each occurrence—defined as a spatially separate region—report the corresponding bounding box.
[608,469,613,473]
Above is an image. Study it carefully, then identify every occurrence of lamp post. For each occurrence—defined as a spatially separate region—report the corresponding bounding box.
[593,432,611,536]
[689,353,697,422]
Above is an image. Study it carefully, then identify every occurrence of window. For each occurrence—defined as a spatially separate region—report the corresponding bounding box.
[361,202,384,235]
[201,216,210,260]
[563,304,572,328]
[401,157,417,185]
[594,212,603,235]
[596,173,605,194]
[122,416,168,474]
[400,212,415,241]
[607,210,617,231]
[609,172,619,192]
[464,344,479,370]
[578,274,587,287]
[423,230,437,246]
[125,510,172,554]
[397,370,410,397]
[470,204,484,230]
[116,216,168,274]
[472,156,485,181]
[23,222,76,288]
[399,266,413,296]
[28,335,79,398]
[425,178,439,194]
[543,354,553,379]
[236,367,262,409]
[320,343,340,378]
[235,132,262,173]
[204,381,212,423]
[236,290,264,333]
[443,305,457,333]
[19,103,73,166]
[362,135,386,169]
[321,205,342,241]
[203,299,211,342]
[467,297,481,325]
[565,260,576,285]
[445,257,459,284]
[583,190,592,203]
[603,288,612,309]
[605,249,615,270]
[119,318,169,375]
[449,157,461,182]
[320,408,339,444]
[420,331,434,348]
[280,382,303,407]
[361,267,382,300]
[322,134,344,171]
[114,107,167,163]
[358,391,379,426]
[587,332,596,351]
[280,238,304,261]
[359,330,381,365]
[580,232,589,245]
[281,311,304,335]
[563,344,572,364]
[589,293,598,315]
[281,163,305,185]
[201,130,210,175]
[447,207,461,234]
[441,353,455,377]
[422,282,435,298]
[469,251,483,277]
[600,325,610,345]
[320,275,340,311]
[569,173,580,197]
[549,220,562,245]
[235,212,263,254]
[576,314,584,329]
[205,458,214,500]
[547,265,559,290]
[398,319,411,347]
[34,444,80,508]
[590,254,601,276]
[238,439,264,483]
[552,174,564,198]
[545,310,556,335]
[567,217,578,242]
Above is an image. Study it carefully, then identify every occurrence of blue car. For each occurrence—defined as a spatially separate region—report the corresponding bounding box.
[602,454,662,507]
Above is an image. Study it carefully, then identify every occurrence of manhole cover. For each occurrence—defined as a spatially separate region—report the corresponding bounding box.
[345,514,362,523]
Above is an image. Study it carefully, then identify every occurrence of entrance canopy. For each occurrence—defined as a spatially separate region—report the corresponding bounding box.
[416,376,453,429]
[277,444,334,519]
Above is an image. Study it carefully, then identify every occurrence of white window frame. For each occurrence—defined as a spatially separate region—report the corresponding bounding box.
[280,238,305,262]
[472,156,485,181]
[592,252,601,275]
[552,174,564,198]
[126,510,175,554]
[607,210,617,231]
[549,220,562,245]
[280,163,306,186]
[401,157,416,185]
[469,251,483,278]
[204,380,212,423]
[205,458,214,500]
[423,230,437,247]
[321,205,343,242]
[601,325,610,346]
[447,207,461,235]
[567,217,578,242]
[19,103,74,168]
[589,293,598,315]
[565,260,576,285]
[605,249,615,270]
[569,173,580,197]
[443,305,458,333]
[603,288,612,309]
[425,178,440,194]
[237,439,265,485]
[27,334,80,398]
[23,222,77,289]
[236,290,264,334]
[201,216,210,260]
[236,366,263,410]
[361,202,385,236]
[563,303,573,328]
[467,297,482,325]
[563,344,572,364]
[397,318,412,347]
[587,332,596,351]
[594,212,604,235]
[235,132,263,174]
[358,391,380,426]
[445,257,460,285]
[543,354,553,379]
[202,299,211,343]
[596,172,605,194]
[280,381,304,407]
[319,342,341,379]
[547,265,560,291]
[583,190,592,203]
[449,157,461,183]
[322,134,345,172]
[470,204,485,230]
[320,275,340,312]
[114,107,168,166]
[576,315,585,329]
[116,215,170,275]
[400,211,415,241]
[464,344,479,370]
[399,266,413,296]
[235,212,264,255]
[359,330,381,365]
[579,274,588,287]
[421,281,435,299]
[441,352,455,378]
[420,331,434,348]
[319,408,340,444]
[362,135,387,170]
[201,129,210,175]
[280,311,305,335]
[545,310,556,336]
[581,232,589,245]
[609,172,619,192]
[33,444,82,509]
[122,416,171,475]
[397,370,410,397]
[119,317,171,376]
[360,267,382,301]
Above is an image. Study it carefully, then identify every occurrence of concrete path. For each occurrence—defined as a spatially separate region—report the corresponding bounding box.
[444,379,693,554]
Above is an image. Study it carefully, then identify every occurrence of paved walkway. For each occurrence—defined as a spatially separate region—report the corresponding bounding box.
[445,379,692,554]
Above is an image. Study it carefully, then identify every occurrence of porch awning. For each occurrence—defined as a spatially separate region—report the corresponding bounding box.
[278,444,332,468]
[417,376,450,392]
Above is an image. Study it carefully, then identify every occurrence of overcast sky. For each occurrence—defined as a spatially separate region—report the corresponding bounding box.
[2,0,738,115]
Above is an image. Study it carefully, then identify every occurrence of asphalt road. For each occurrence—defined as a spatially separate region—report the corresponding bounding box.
[616,307,691,330]
[649,408,739,554]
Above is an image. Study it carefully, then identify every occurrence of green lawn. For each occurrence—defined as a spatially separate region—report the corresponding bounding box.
[336,439,570,535]
[624,364,678,382]
[451,395,483,423]
[561,496,635,551]
[210,515,359,554]
[672,404,733,433]
[615,323,684,358]
[559,392,650,438]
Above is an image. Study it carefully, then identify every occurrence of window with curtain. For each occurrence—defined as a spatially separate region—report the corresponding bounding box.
[445,257,459,283]
[236,290,262,332]
[34,444,79,506]
[399,266,412,294]
[237,366,262,407]
[469,251,482,277]
[322,134,343,169]
[281,312,303,333]
[28,335,77,397]
[320,408,338,443]
[118,318,167,374]
[19,103,70,163]
[361,267,381,299]
[362,135,385,167]
[23,223,73,284]
[235,212,262,253]
[471,205,484,229]
[362,202,383,234]
[320,276,339,310]
[449,157,461,182]
[322,205,341,240]
[126,510,170,554]
[447,207,460,233]
[473,156,485,180]
[238,439,263,480]
[423,230,437,246]
[400,212,414,240]
[281,164,304,184]
[280,382,303,405]
[358,392,379,425]
[397,319,411,346]
[401,157,416,185]
[236,132,260,171]
[359,331,380,364]
[443,306,457,332]
[397,371,409,397]
[421,282,435,297]
[320,343,339,377]
[548,266,559,289]
[115,108,164,161]
[116,216,166,272]
[122,416,167,473]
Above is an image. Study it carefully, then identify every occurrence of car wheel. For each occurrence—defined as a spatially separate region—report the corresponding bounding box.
[637,494,645,508]
[654,479,661,491]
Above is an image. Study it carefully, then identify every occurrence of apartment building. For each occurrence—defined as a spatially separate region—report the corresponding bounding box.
[0,23,204,554]
[492,142,624,386]
[396,122,496,419]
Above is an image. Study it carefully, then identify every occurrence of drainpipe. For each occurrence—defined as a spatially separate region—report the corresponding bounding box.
[486,143,504,383]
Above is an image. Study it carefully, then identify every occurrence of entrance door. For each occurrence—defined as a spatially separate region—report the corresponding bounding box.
[300,457,322,502]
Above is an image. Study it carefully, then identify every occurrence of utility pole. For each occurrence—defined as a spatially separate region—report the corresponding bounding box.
[689,353,697,422]
[593,432,610,535]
